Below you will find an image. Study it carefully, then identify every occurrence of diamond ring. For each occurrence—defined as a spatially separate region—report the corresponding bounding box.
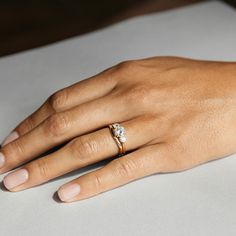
[108,123,127,156]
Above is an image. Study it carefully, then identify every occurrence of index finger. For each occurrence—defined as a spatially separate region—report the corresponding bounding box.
[1,70,117,146]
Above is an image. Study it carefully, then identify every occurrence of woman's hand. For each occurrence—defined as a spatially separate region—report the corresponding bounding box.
[1,56,236,202]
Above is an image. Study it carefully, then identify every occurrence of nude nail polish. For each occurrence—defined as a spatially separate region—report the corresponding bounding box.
[3,169,29,190]
[0,152,5,168]
[58,183,81,202]
[1,131,19,147]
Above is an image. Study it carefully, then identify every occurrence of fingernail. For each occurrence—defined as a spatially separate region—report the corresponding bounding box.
[58,183,80,202]
[0,152,5,168]
[3,169,29,190]
[1,131,19,147]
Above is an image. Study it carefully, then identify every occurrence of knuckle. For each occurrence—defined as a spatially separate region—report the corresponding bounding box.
[46,112,70,137]
[169,155,188,171]
[19,116,34,134]
[123,84,151,106]
[112,158,135,179]
[69,136,99,162]
[49,89,68,112]
[115,60,139,74]
[92,172,103,193]
[9,139,25,158]
[34,159,51,180]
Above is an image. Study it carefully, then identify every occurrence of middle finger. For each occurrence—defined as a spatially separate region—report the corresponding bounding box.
[0,94,132,174]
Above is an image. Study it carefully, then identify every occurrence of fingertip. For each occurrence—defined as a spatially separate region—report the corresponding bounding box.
[57,183,81,203]
[3,169,29,191]
[0,152,5,168]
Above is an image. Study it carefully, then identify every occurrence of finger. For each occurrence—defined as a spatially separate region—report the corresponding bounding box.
[1,71,117,146]
[0,93,132,173]
[57,144,171,202]
[2,117,158,191]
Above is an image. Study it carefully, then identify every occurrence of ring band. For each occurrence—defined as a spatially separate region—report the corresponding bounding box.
[109,123,127,156]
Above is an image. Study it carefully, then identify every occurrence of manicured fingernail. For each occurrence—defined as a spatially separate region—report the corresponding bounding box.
[58,183,81,202]
[1,131,19,147]
[3,169,29,190]
[0,152,5,168]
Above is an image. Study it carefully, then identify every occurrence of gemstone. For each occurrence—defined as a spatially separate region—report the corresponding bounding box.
[114,126,125,137]
[112,123,120,129]
[119,136,127,143]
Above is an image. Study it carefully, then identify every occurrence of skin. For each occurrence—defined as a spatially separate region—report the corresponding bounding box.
[1,56,236,203]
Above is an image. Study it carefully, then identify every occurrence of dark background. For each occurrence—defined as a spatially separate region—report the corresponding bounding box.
[0,0,235,57]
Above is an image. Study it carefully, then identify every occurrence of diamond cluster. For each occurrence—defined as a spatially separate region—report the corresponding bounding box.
[112,123,127,143]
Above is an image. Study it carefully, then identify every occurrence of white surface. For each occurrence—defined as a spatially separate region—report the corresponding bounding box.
[0,1,236,235]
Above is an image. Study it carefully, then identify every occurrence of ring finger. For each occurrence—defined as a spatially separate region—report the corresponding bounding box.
[3,117,160,191]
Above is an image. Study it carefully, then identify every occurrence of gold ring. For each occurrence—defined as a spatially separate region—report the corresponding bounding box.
[109,123,127,156]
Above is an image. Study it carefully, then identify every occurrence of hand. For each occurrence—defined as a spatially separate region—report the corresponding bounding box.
[1,57,236,203]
